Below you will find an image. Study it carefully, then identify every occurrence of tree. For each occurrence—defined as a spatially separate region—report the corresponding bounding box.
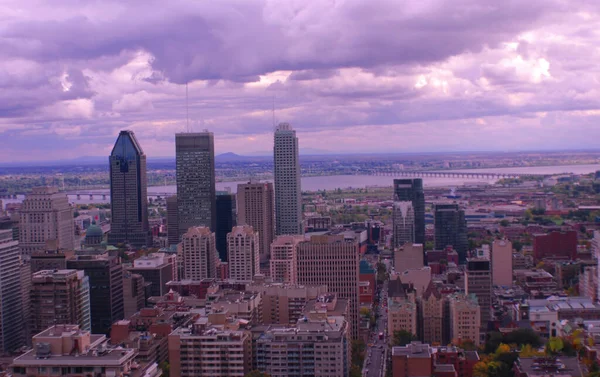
[547,337,564,354]
[159,362,170,377]
[512,240,523,252]
[500,219,510,227]
[245,371,270,377]
[392,330,416,346]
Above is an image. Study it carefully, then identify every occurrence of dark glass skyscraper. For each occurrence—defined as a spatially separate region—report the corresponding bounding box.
[274,123,302,235]
[108,130,151,248]
[434,203,468,263]
[215,192,236,262]
[393,179,425,244]
[176,132,216,235]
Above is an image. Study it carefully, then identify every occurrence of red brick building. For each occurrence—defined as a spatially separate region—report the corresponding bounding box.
[533,230,577,261]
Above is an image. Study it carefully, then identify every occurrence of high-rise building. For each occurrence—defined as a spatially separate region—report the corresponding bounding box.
[297,235,359,339]
[181,226,217,280]
[270,235,304,284]
[176,132,216,234]
[491,239,513,287]
[393,201,415,248]
[127,253,175,297]
[394,243,424,273]
[227,225,259,282]
[237,181,274,263]
[434,203,468,263]
[30,269,91,335]
[67,254,124,335]
[273,123,302,236]
[19,259,31,344]
[448,294,481,346]
[122,272,146,319]
[393,179,425,245]
[166,195,179,246]
[216,192,236,262]
[19,187,74,258]
[107,130,151,248]
[465,258,491,328]
[0,229,25,353]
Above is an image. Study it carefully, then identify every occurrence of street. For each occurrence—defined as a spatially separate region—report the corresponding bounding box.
[363,260,390,377]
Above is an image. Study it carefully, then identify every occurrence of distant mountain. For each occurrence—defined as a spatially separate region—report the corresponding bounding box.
[215,152,248,162]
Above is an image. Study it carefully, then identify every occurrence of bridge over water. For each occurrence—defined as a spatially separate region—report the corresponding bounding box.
[367,170,548,179]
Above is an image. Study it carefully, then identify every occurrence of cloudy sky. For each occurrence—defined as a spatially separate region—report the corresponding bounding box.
[1,0,600,161]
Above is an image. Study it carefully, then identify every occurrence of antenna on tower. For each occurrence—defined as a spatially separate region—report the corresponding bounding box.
[272,95,276,131]
[186,82,190,132]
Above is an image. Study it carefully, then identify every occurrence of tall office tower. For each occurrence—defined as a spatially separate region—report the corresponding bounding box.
[19,259,31,344]
[297,235,359,339]
[465,258,492,328]
[434,203,468,263]
[166,195,179,246]
[270,235,304,284]
[393,179,425,244]
[19,187,74,258]
[237,181,274,263]
[181,226,217,280]
[492,239,513,287]
[392,201,415,248]
[227,225,259,282]
[216,192,236,262]
[273,123,302,236]
[30,269,91,336]
[0,230,25,353]
[122,272,146,319]
[67,254,124,335]
[107,130,151,248]
[176,132,216,235]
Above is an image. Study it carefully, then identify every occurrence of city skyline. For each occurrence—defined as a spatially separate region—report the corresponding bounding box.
[2,1,600,161]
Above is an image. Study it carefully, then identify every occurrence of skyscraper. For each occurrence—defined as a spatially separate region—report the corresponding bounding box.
[216,192,236,262]
[181,226,217,280]
[237,181,274,263]
[492,239,513,287]
[30,269,91,336]
[107,130,151,248]
[67,254,124,335]
[465,258,492,328]
[393,179,425,245]
[176,132,216,235]
[19,186,74,258]
[270,235,304,284]
[227,225,260,282]
[0,229,25,353]
[273,123,302,236]
[166,195,179,246]
[297,235,359,339]
[434,203,468,262]
[392,201,415,248]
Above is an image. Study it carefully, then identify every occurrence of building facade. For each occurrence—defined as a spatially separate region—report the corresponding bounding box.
[19,187,74,257]
[273,123,303,236]
[67,254,124,335]
[269,235,304,284]
[30,269,91,335]
[128,253,175,297]
[227,225,260,282]
[166,195,179,246]
[491,239,513,287]
[176,132,216,234]
[465,258,492,327]
[123,272,146,319]
[420,282,444,345]
[0,229,25,353]
[393,201,415,248]
[448,294,481,346]
[393,179,425,245]
[181,226,218,280]
[237,181,274,263]
[394,243,424,273]
[533,230,577,261]
[108,130,151,248]
[216,192,236,262]
[297,235,360,339]
[434,203,468,263]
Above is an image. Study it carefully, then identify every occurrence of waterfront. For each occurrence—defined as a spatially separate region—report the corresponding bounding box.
[2,164,600,207]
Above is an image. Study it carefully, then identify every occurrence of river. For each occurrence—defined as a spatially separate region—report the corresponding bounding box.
[2,164,600,207]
